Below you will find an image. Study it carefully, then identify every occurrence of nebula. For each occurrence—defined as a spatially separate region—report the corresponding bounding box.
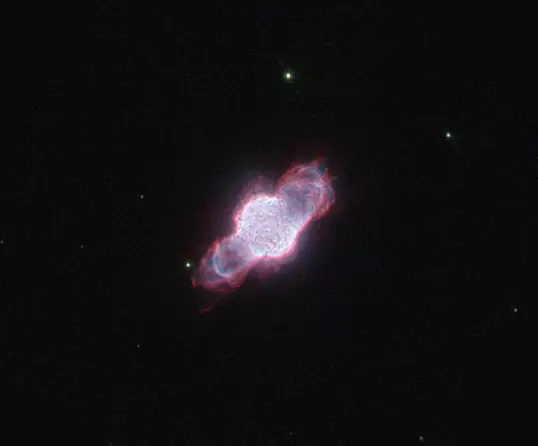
[191,160,335,293]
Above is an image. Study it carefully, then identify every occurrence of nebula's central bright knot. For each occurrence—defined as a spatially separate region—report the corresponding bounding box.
[192,161,335,293]
[236,194,298,257]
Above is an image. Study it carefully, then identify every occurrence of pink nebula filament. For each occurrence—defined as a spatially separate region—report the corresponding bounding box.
[192,160,335,292]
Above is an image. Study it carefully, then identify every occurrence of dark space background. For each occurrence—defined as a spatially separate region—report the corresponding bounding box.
[4,2,535,445]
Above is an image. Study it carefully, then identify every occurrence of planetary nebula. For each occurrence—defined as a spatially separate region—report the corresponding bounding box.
[192,160,335,292]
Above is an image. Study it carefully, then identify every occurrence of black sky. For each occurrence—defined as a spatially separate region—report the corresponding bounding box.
[5,2,535,445]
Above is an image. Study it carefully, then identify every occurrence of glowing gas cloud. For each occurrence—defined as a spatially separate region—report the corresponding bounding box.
[191,160,335,293]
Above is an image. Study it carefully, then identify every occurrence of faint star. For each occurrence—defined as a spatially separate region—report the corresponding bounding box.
[0,240,4,244]
[513,307,518,313]
[445,131,452,139]
[419,436,424,441]
[80,244,84,249]
[137,344,140,348]
[140,194,144,199]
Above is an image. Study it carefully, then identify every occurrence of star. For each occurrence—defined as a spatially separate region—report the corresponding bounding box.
[185,261,192,269]
[445,131,452,139]
[513,307,518,313]
[140,194,145,200]
[80,244,84,249]
[0,239,4,244]
[283,70,294,82]
[419,436,425,441]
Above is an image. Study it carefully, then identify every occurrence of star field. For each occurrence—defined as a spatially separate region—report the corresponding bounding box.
[5,2,535,445]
